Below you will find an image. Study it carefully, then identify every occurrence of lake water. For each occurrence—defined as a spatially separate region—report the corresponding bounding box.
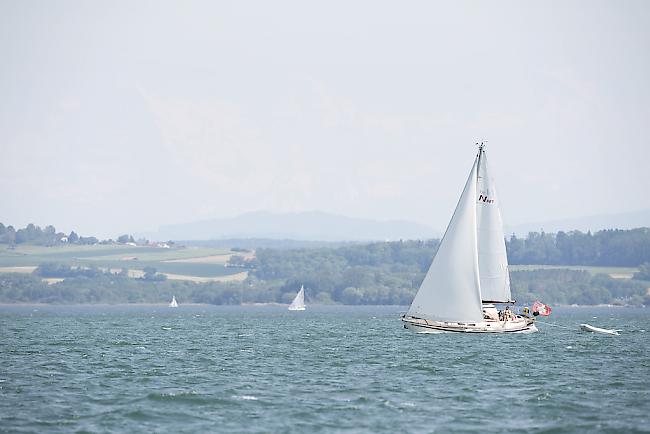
[1,305,649,433]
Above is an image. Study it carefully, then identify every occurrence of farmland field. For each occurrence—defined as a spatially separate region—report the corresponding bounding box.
[510,264,638,278]
[0,244,248,280]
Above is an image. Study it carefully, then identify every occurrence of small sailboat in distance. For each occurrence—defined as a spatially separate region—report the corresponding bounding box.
[288,285,306,311]
[169,295,178,308]
[401,143,537,333]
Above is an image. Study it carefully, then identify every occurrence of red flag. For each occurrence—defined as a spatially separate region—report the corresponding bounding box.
[532,301,552,316]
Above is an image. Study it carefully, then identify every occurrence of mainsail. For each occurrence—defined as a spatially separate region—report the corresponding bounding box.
[406,157,483,322]
[476,148,513,303]
[288,285,306,310]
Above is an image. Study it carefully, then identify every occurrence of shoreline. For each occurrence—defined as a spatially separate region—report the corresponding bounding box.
[0,302,645,308]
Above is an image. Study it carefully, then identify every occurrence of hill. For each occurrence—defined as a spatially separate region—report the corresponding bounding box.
[140,211,438,242]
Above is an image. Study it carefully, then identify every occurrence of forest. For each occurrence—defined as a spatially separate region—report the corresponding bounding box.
[505,228,650,266]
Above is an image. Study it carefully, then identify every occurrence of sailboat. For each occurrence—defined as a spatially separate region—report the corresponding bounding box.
[401,144,537,333]
[169,295,178,308]
[288,285,306,311]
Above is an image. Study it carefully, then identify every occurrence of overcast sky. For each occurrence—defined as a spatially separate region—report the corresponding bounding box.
[1,0,649,238]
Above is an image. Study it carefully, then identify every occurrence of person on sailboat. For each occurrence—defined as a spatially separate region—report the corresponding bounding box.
[501,306,514,321]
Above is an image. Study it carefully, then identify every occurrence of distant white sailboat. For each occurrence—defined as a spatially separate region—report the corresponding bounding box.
[169,295,178,308]
[401,143,537,334]
[288,285,306,311]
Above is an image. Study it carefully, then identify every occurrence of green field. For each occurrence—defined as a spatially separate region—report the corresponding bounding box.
[510,264,638,278]
[0,244,242,278]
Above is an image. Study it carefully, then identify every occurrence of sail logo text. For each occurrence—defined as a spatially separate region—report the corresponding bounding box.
[478,195,494,204]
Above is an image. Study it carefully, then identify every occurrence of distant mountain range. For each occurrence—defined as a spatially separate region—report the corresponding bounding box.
[504,209,650,236]
[139,209,650,242]
[140,211,439,242]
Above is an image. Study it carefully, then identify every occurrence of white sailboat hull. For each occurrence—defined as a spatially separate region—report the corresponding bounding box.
[401,315,538,334]
[288,306,305,311]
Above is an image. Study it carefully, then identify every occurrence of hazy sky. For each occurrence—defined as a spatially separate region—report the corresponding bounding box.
[1,0,649,238]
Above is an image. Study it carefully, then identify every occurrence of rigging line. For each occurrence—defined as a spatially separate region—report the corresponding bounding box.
[535,321,573,330]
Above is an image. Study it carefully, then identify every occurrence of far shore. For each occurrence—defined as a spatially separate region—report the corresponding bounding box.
[0,302,645,308]
[0,302,213,308]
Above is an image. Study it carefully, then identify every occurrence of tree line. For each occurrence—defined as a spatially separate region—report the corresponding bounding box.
[34,263,167,281]
[0,222,150,247]
[0,223,99,246]
[506,228,650,266]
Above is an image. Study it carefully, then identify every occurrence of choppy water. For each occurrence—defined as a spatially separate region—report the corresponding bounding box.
[1,305,649,433]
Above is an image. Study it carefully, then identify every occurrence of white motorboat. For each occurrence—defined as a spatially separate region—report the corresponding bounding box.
[580,323,620,335]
